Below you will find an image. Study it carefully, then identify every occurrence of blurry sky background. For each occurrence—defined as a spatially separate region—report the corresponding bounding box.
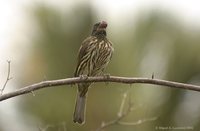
[1,0,200,131]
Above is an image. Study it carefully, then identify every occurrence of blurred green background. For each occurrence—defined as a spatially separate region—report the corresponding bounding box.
[1,1,200,131]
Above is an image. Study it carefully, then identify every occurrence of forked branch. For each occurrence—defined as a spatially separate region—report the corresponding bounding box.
[96,91,157,131]
[0,61,12,95]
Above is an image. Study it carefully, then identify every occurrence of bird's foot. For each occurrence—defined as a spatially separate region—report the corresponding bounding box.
[102,73,110,86]
[103,73,110,79]
[79,75,88,80]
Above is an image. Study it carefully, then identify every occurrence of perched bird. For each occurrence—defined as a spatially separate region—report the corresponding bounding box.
[73,21,114,124]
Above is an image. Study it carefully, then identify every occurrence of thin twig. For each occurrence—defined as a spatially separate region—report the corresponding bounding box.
[0,76,200,101]
[118,92,127,117]
[38,122,67,131]
[61,122,67,131]
[96,91,157,131]
[38,124,54,131]
[0,61,12,95]
[96,92,131,131]
[118,117,158,125]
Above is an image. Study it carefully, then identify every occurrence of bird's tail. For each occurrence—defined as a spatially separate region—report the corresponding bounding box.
[73,92,86,124]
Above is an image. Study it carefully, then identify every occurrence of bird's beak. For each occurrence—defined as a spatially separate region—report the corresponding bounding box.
[99,21,107,28]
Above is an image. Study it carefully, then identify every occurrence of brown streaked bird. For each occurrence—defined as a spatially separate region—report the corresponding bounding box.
[73,21,114,124]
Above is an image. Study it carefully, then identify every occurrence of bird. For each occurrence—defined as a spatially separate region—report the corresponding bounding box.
[73,21,114,124]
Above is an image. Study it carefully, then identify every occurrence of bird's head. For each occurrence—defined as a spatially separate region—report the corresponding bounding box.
[91,21,107,36]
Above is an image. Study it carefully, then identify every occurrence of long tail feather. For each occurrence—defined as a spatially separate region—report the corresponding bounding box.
[73,93,86,124]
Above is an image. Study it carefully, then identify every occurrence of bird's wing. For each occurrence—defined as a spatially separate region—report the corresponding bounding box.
[74,36,97,77]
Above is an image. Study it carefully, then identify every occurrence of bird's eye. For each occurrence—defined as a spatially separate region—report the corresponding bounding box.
[94,22,100,27]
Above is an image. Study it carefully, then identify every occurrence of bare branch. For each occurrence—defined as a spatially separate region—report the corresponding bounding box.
[118,93,128,117]
[37,122,67,131]
[118,117,158,126]
[96,91,157,131]
[0,60,12,95]
[0,76,200,101]
[96,91,131,131]
[37,124,54,131]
